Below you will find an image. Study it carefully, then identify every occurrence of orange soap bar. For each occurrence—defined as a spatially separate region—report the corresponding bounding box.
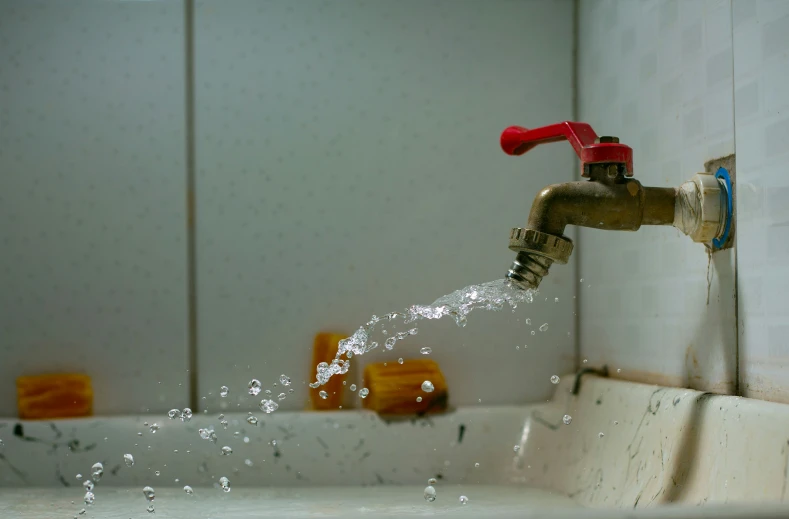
[310,332,347,410]
[16,374,93,420]
[362,359,448,415]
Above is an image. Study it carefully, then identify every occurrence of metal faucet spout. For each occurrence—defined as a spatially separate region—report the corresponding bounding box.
[500,122,734,290]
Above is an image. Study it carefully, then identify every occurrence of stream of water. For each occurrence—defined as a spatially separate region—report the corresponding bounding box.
[309,278,536,389]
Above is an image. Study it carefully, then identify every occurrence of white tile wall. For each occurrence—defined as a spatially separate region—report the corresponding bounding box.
[577,0,737,393]
[193,0,577,410]
[0,0,190,415]
[733,0,789,402]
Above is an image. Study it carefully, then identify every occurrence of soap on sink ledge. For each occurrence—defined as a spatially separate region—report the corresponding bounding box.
[16,373,93,419]
[362,358,448,416]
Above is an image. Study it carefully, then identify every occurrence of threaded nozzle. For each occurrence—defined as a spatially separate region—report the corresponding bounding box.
[506,251,553,290]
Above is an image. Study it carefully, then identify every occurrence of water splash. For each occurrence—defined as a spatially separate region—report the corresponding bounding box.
[90,463,104,482]
[424,485,437,502]
[310,279,534,387]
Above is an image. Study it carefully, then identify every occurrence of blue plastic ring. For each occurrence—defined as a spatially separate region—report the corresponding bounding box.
[712,167,733,249]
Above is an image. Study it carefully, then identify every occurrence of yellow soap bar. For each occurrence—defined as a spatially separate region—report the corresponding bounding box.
[310,332,347,410]
[362,358,448,415]
[16,373,93,420]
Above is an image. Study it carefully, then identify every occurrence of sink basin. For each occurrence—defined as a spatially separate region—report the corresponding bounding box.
[2,376,789,518]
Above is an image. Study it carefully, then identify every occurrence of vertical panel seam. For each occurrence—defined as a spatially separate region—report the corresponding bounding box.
[572,0,581,372]
[184,0,199,410]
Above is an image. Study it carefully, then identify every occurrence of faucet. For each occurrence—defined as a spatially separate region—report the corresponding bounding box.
[500,121,733,289]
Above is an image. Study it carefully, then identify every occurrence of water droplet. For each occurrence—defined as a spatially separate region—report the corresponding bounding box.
[408,328,418,335]
[531,330,535,335]
[149,423,159,434]
[474,462,480,468]
[184,485,194,496]
[154,470,161,476]
[82,480,94,491]
[288,388,294,393]
[420,347,432,355]
[459,495,469,505]
[147,505,155,514]
[278,392,286,401]
[91,462,103,482]
[167,409,180,420]
[617,368,621,373]
[384,337,396,349]
[83,492,95,505]
[219,476,231,492]
[580,278,584,282]
[259,399,279,414]
[583,359,588,364]
[349,384,357,391]
[248,379,262,396]
[562,414,572,425]
[614,420,619,425]
[513,445,520,452]
[358,387,369,399]
[198,428,211,440]
[221,446,233,456]
[123,454,134,467]
[398,357,404,364]
[264,389,272,396]
[246,414,258,425]
[77,508,86,515]
[598,432,604,438]
[428,477,437,485]
[75,474,83,480]
[140,485,155,502]
[244,459,253,467]
[219,386,229,397]
[424,485,437,502]
[539,323,549,332]
[181,408,192,422]
[279,374,291,386]
[554,297,559,303]
[421,380,434,393]
[550,375,560,384]
[319,390,328,399]
[416,396,423,402]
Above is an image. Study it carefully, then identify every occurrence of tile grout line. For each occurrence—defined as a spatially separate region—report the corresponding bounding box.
[571,0,581,373]
[184,0,199,410]
[729,0,740,397]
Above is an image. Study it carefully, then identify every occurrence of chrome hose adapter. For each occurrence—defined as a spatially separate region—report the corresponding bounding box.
[506,228,573,290]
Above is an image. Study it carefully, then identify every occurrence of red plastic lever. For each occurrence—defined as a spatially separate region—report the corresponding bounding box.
[500,121,633,177]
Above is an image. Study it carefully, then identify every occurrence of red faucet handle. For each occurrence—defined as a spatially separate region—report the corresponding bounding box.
[500,121,633,177]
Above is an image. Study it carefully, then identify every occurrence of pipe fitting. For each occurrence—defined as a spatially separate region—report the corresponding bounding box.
[506,229,573,289]
[508,228,573,264]
[673,172,728,244]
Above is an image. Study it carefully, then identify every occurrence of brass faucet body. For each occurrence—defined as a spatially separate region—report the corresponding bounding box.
[506,163,677,290]
[527,164,676,236]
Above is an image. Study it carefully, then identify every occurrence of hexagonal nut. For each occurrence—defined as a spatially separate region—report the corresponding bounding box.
[508,228,574,264]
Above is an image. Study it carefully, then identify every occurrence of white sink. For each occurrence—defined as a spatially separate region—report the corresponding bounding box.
[2,376,789,518]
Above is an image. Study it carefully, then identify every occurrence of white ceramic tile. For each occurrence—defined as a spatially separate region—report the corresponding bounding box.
[577,0,737,393]
[0,0,189,415]
[193,0,577,410]
[734,0,789,403]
